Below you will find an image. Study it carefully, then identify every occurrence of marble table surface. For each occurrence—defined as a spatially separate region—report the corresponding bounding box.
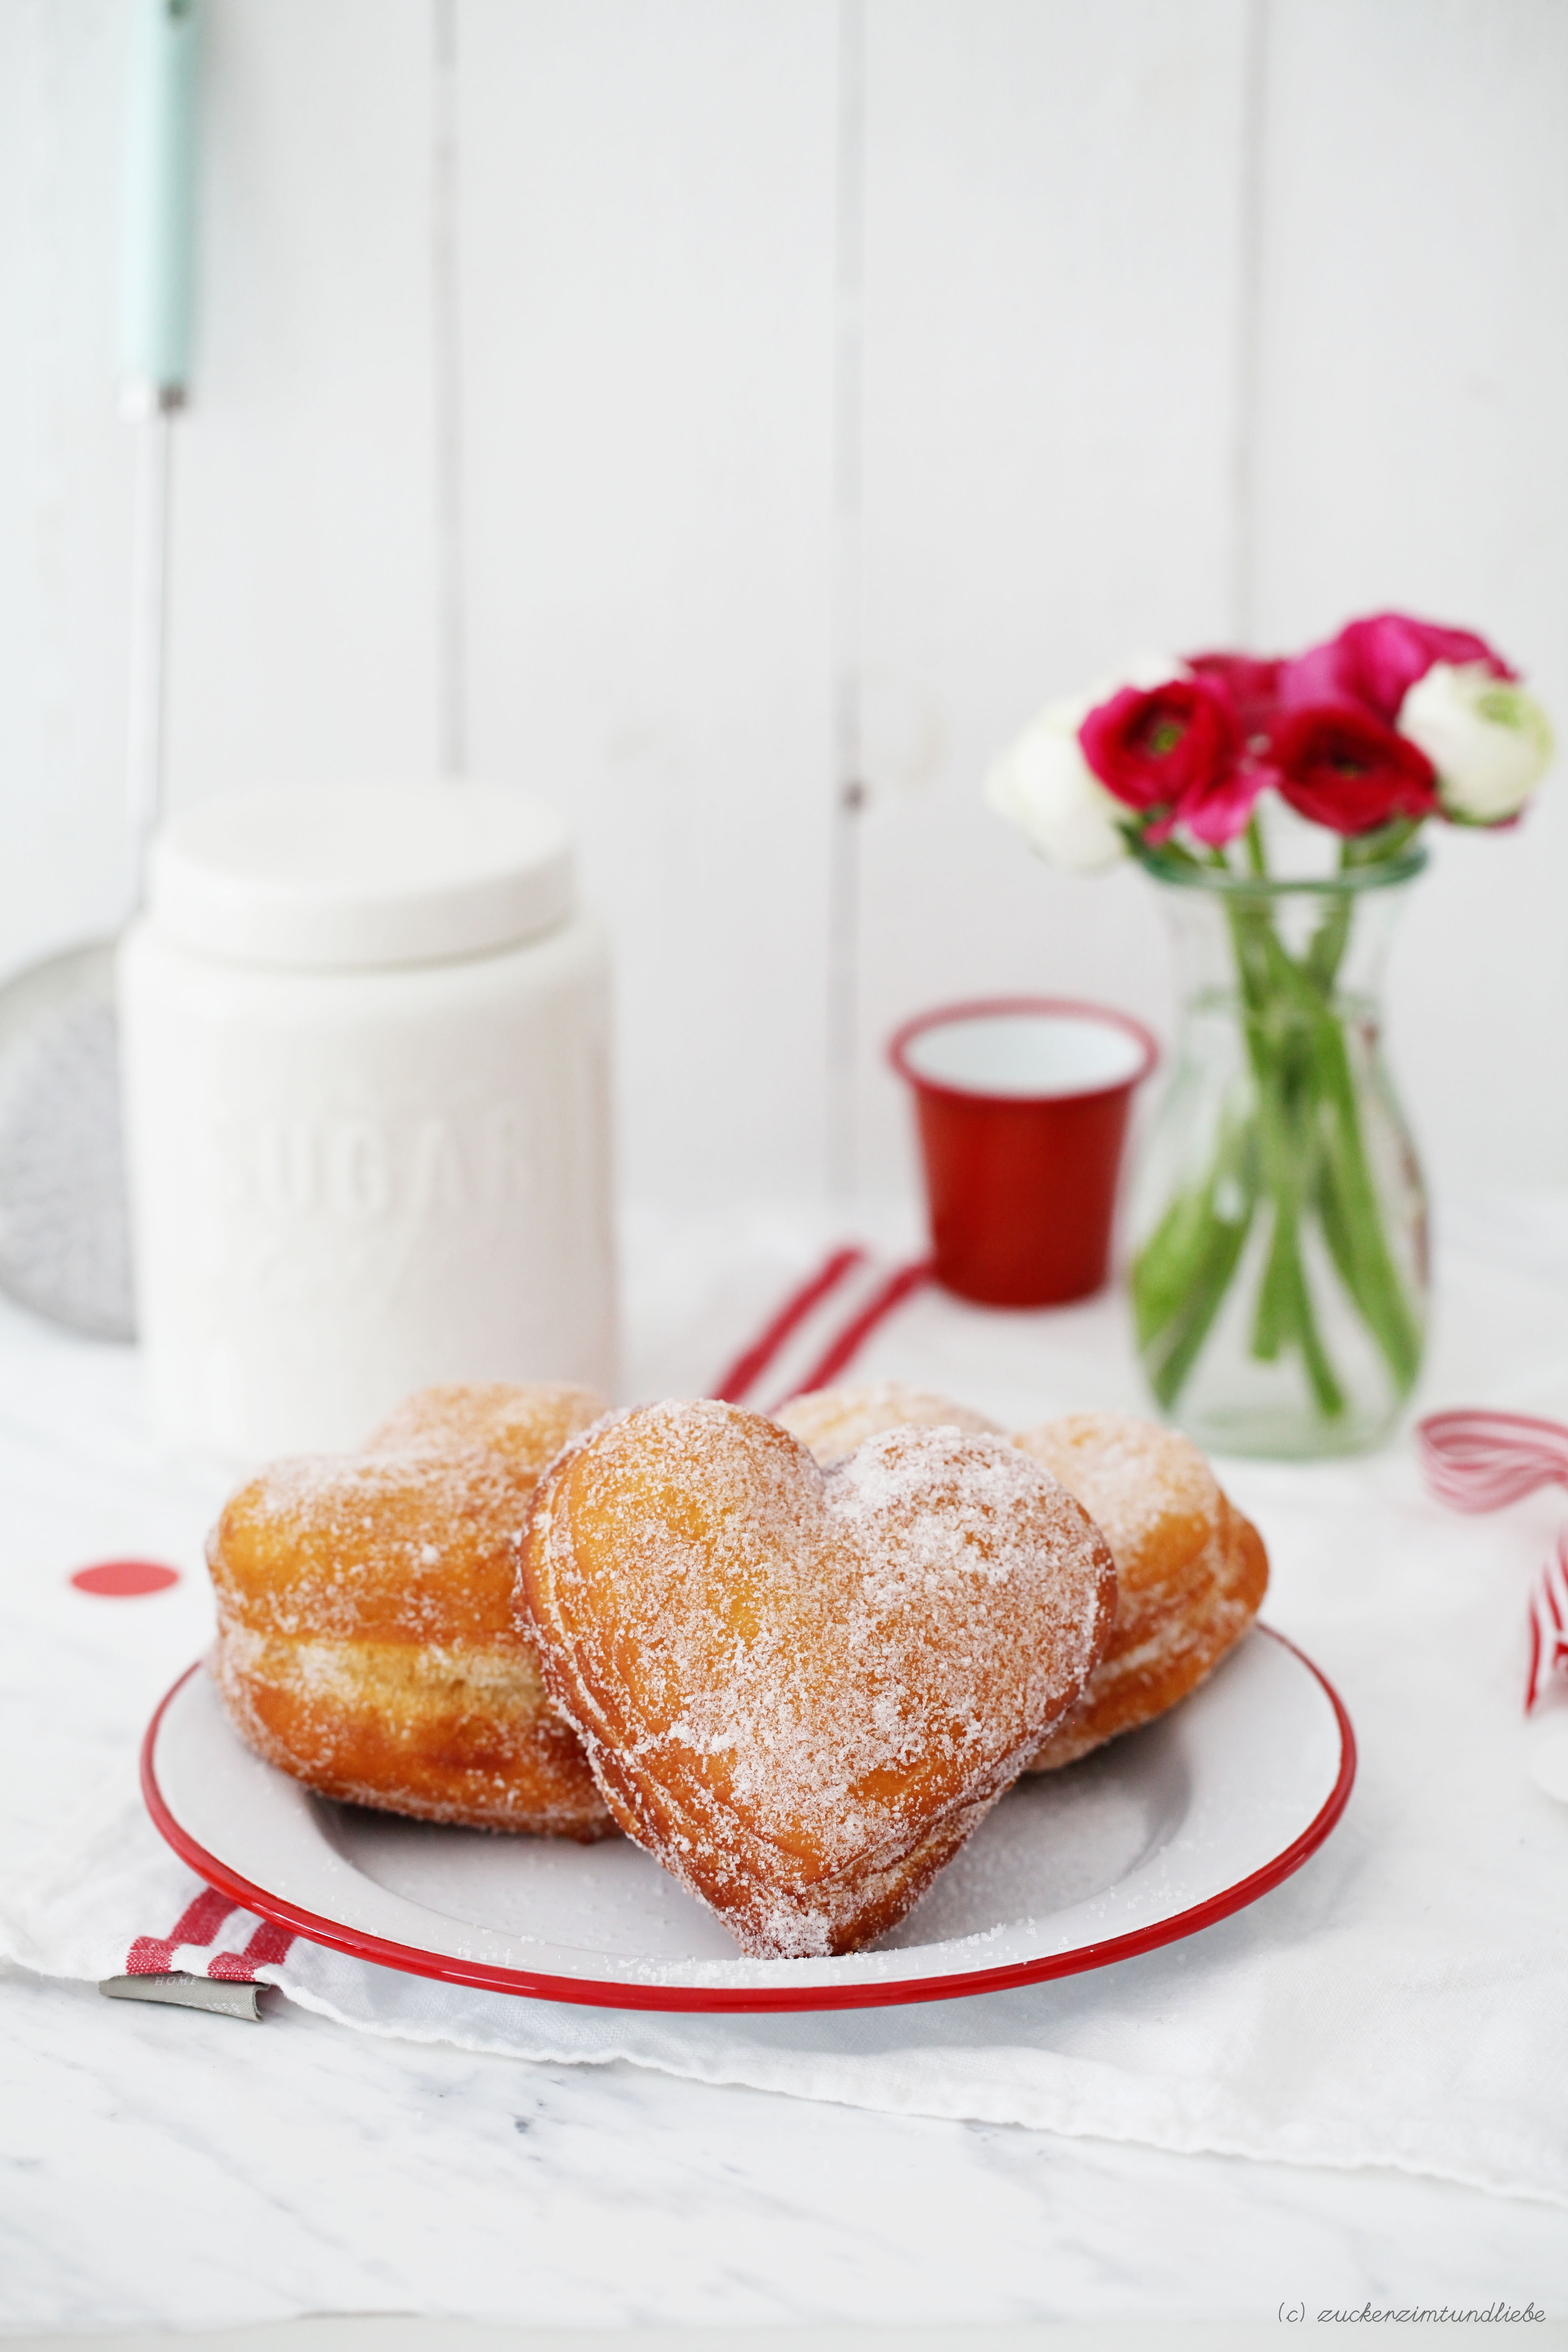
[6,1959,1568,2336]
[5,1198,1568,2335]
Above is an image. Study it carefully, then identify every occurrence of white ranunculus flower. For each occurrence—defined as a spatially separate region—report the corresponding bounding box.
[985,657,1182,872]
[1398,660,1553,825]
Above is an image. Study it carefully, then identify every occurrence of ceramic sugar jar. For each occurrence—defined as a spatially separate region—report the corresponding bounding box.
[119,784,616,1456]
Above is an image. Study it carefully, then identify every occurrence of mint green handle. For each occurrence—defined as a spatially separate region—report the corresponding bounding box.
[119,0,200,401]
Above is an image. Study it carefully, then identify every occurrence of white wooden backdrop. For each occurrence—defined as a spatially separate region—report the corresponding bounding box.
[4,0,1567,1218]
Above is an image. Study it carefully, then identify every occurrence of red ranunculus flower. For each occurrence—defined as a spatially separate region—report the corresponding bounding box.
[1271,707,1439,835]
[1279,612,1514,727]
[1079,677,1239,820]
[1184,652,1283,744]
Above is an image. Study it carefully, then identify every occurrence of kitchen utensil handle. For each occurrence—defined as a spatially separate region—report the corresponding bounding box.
[120,0,200,410]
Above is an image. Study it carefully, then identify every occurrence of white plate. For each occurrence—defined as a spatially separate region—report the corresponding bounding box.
[143,1625,1354,2013]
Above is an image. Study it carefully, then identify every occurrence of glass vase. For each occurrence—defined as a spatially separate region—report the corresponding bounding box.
[1128,847,1429,1458]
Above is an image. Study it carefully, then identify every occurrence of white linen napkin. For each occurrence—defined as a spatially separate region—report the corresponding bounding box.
[3,1196,1567,2209]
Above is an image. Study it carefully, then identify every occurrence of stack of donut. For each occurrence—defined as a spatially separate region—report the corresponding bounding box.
[208,1383,615,1839]
[206,1376,1267,1957]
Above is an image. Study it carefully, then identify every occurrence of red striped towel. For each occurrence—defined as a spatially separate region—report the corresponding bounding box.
[124,1886,295,1982]
[710,1244,931,1413]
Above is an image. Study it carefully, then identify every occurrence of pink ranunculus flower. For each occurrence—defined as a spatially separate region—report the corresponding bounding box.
[1272,707,1439,835]
[1078,676,1240,838]
[1180,761,1268,847]
[1279,612,1514,727]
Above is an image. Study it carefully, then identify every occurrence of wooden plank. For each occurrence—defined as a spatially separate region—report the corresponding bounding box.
[6,0,1563,1221]
[456,0,839,1208]
[163,0,439,803]
[853,0,1253,1201]
[0,0,137,973]
[1254,0,1568,1188]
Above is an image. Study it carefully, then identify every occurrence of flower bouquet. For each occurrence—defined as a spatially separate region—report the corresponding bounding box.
[988,613,1553,1456]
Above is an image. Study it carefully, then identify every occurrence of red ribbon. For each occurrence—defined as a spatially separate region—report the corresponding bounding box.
[1416,1409,1568,1713]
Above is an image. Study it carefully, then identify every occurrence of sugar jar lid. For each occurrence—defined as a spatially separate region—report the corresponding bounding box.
[147,784,574,969]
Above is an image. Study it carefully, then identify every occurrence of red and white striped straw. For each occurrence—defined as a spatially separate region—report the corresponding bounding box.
[1416,1408,1568,1514]
[1416,1408,1568,1715]
[1527,1529,1568,1716]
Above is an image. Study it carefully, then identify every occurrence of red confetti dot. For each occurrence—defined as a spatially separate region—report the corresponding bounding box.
[71,1559,181,1597]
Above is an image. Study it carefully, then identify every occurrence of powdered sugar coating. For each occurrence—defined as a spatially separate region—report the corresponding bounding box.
[1012,1411,1268,1770]
[209,1446,536,1645]
[211,1623,608,1834]
[776,1382,1003,1465]
[523,1401,1115,1955]
[366,1381,605,1471]
[1014,1412,1218,1576]
[207,1440,612,1834]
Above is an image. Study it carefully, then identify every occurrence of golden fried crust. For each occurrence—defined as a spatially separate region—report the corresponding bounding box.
[208,1445,613,1836]
[776,1383,1004,1465]
[1011,1412,1269,1769]
[522,1402,1116,1956]
[366,1381,606,1470]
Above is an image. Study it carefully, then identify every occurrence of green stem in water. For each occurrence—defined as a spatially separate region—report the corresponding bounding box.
[1132,834,1424,1422]
[1243,813,1267,877]
[1307,1008,1424,1388]
[1132,1119,1259,1411]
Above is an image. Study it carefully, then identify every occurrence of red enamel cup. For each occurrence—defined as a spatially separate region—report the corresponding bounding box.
[889,997,1158,1308]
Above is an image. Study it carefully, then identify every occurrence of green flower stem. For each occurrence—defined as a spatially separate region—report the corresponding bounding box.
[1226,896,1346,1416]
[1132,839,1424,1424]
[1132,1113,1258,1409]
[1306,1006,1424,1387]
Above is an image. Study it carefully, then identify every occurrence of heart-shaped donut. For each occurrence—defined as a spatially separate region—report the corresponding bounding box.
[779,1387,1270,1773]
[521,1400,1115,1956]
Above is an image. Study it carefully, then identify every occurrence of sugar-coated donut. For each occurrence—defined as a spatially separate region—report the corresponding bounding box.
[522,1400,1115,1956]
[776,1382,1003,1465]
[367,1380,606,1468]
[1011,1411,1268,1769]
[208,1382,614,1836]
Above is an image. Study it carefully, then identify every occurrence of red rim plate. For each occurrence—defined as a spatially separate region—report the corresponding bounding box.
[142,1627,1355,2014]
